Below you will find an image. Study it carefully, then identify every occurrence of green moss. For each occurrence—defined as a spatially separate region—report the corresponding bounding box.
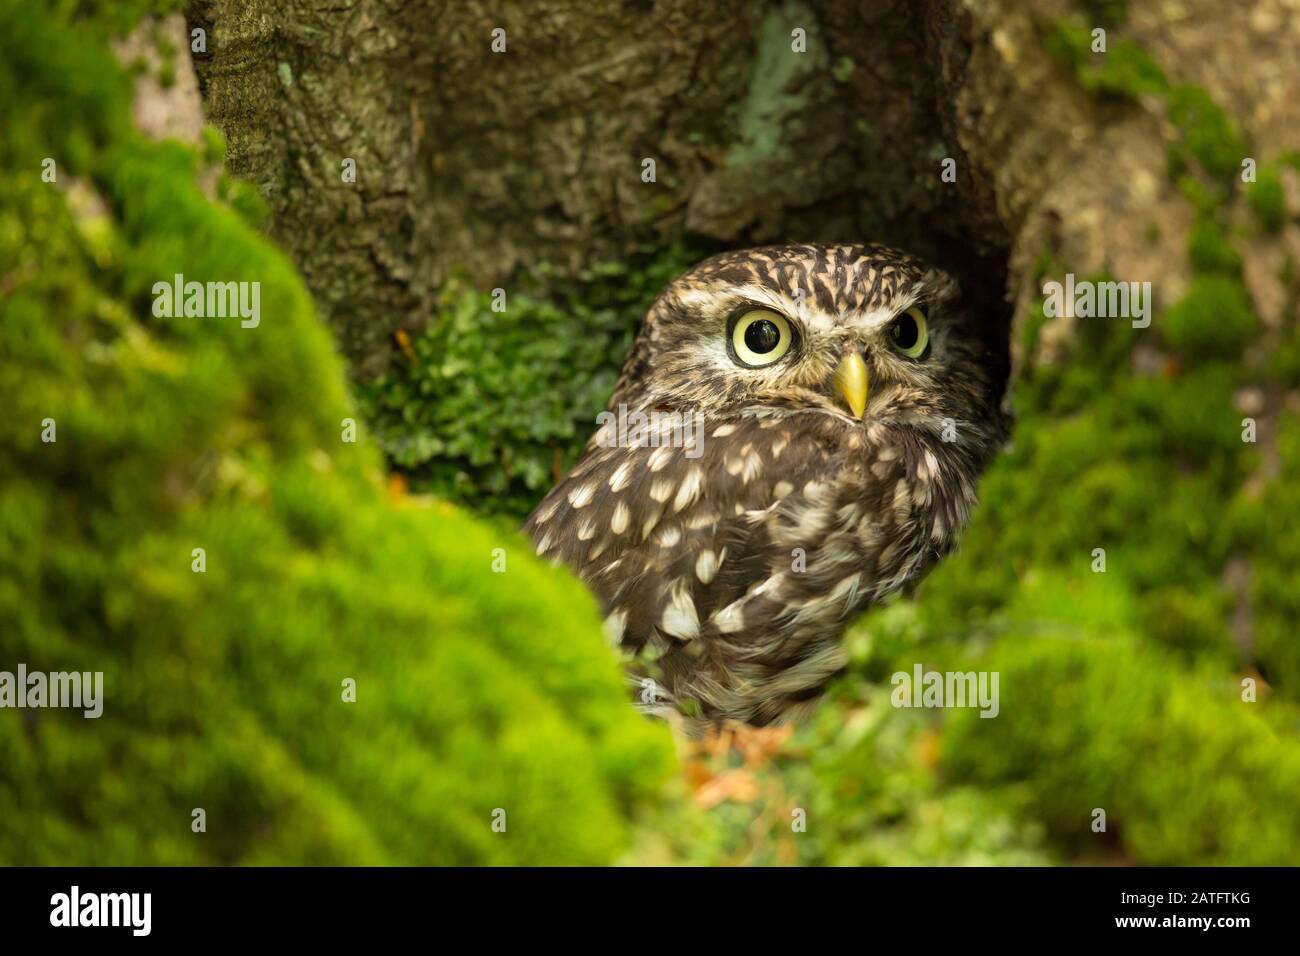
[1076,0,1129,29]
[200,125,227,166]
[0,2,674,865]
[1246,164,1288,231]
[1018,251,1067,362]
[1243,416,1300,696]
[216,171,268,229]
[68,0,188,35]
[1045,18,1167,100]
[152,18,177,87]
[1046,21,1247,196]
[1269,321,1300,386]
[1175,173,1221,217]
[940,636,1300,864]
[1161,275,1257,358]
[356,244,704,519]
[1186,217,1241,274]
[1165,84,1249,182]
[1141,587,1235,666]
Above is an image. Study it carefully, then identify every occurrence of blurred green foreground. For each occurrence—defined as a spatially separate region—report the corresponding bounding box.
[0,2,672,864]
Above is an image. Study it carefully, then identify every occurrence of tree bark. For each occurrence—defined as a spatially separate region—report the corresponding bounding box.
[190,0,1299,378]
[190,0,1016,377]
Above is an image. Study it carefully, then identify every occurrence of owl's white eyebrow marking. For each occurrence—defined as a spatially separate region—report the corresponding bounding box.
[844,304,910,332]
[842,283,929,332]
[677,280,925,335]
[727,283,842,332]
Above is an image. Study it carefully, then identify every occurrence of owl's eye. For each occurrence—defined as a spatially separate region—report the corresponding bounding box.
[731,310,793,367]
[888,307,929,359]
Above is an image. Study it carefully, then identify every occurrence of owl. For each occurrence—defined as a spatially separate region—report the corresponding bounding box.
[525,244,1006,728]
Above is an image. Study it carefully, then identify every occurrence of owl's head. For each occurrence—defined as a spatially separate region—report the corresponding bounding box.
[611,243,1005,445]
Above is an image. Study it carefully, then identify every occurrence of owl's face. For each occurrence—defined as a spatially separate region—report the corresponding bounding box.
[611,244,1000,441]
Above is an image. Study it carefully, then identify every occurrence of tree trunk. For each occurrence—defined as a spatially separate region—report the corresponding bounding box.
[190,0,1024,377]
[191,0,1298,366]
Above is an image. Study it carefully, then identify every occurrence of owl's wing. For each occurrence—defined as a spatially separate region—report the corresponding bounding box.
[524,412,919,716]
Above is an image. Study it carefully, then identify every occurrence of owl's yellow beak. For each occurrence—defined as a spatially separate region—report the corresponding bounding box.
[832,352,869,419]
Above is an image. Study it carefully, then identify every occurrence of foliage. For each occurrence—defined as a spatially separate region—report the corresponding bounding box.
[1047,16,1252,196]
[1162,275,1256,358]
[0,2,673,865]
[1186,218,1241,275]
[1245,164,1287,232]
[1164,85,1249,183]
[1045,18,1167,101]
[356,245,703,520]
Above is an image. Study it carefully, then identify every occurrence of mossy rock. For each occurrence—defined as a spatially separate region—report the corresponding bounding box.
[0,3,673,865]
[940,634,1300,865]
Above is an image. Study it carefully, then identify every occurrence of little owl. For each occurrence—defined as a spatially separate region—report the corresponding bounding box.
[525,244,1006,728]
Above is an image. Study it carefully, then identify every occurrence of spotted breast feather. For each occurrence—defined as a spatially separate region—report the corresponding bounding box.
[524,408,975,726]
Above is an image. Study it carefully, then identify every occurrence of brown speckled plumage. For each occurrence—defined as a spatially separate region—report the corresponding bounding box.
[525,243,1006,728]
